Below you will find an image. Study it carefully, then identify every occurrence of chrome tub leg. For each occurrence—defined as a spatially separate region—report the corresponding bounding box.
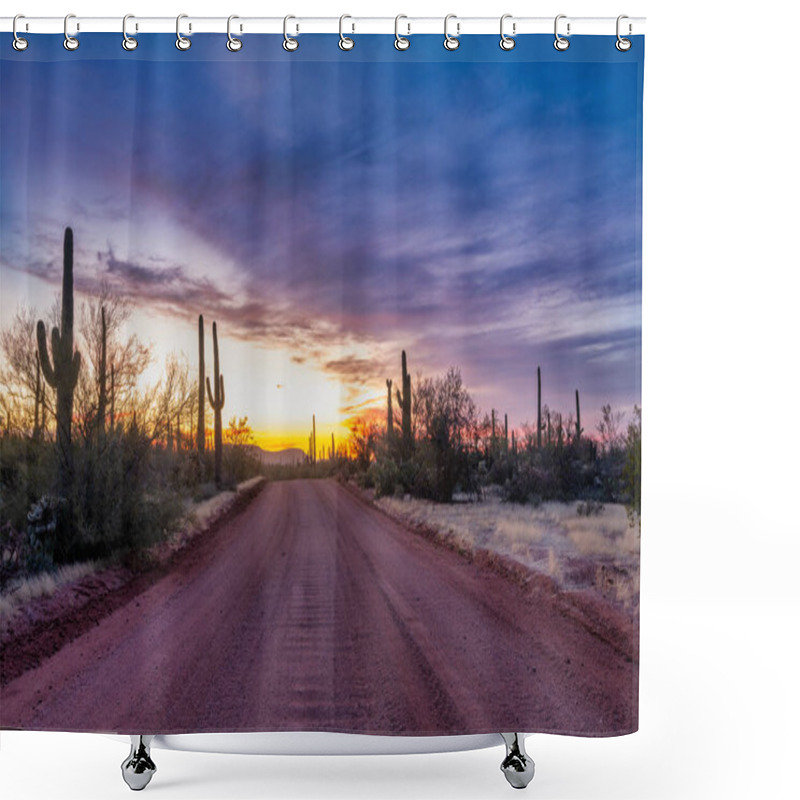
[121,735,157,791]
[500,733,535,789]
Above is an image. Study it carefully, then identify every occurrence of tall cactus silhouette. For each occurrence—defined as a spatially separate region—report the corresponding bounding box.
[536,366,543,449]
[386,379,394,440]
[40,378,47,436]
[37,227,81,497]
[197,314,206,453]
[109,362,115,432]
[395,350,413,457]
[33,352,42,440]
[205,321,225,485]
[575,389,583,442]
[97,306,107,437]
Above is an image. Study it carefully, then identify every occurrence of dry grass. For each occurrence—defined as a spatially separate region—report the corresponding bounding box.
[0,561,101,636]
[376,495,640,610]
[181,477,264,535]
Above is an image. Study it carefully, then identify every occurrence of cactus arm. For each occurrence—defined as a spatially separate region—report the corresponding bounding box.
[36,321,57,386]
[219,374,225,409]
[69,350,81,389]
[52,326,64,362]
[206,376,216,409]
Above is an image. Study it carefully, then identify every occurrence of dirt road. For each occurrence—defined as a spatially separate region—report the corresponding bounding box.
[1,480,636,735]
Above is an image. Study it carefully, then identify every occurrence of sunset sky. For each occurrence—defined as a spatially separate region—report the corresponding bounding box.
[0,35,642,452]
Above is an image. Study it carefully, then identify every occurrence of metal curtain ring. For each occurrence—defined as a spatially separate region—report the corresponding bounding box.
[554,14,570,51]
[394,14,410,50]
[616,14,632,51]
[283,15,298,51]
[63,13,79,50]
[12,14,28,51]
[176,14,191,50]
[499,14,515,50]
[122,14,138,51]
[444,14,460,51]
[227,15,242,51]
[339,14,354,50]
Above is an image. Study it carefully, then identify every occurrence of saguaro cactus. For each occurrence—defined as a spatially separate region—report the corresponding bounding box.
[386,379,394,439]
[312,414,317,466]
[205,321,225,486]
[197,314,206,453]
[331,432,335,461]
[97,306,107,437]
[37,227,81,496]
[33,352,42,440]
[395,350,413,457]
[109,362,115,432]
[575,389,583,442]
[536,366,543,449]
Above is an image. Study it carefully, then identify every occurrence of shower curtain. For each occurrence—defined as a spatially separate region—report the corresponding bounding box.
[0,30,643,738]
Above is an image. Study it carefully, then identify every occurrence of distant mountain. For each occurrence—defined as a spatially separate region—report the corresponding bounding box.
[242,444,306,466]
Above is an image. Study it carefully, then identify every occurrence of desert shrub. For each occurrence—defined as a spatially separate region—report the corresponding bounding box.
[622,406,642,522]
[549,448,591,500]
[224,444,261,485]
[576,499,605,517]
[486,453,514,488]
[0,513,57,589]
[356,465,375,490]
[505,462,550,505]
[373,458,401,499]
[177,450,207,490]
[193,481,219,503]
[58,428,184,562]
[0,436,57,535]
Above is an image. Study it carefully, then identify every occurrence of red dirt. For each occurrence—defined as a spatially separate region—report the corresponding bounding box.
[0,479,637,736]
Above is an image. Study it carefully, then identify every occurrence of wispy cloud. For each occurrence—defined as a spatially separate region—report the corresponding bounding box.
[1,52,641,429]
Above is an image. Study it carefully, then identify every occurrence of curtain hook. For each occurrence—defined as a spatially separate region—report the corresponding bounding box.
[63,13,79,51]
[339,14,354,51]
[283,15,299,51]
[12,14,28,51]
[616,15,632,51]
[122,15,138,51]
[176,14,191,50]
[499,14,516,51]
[227,15,242,51]
[554,14,570,51]
[394,14,410,51]
[444,14,460,51]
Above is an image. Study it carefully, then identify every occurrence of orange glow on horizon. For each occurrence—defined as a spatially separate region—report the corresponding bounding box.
[250,400,388,453]
[252,422,354,454]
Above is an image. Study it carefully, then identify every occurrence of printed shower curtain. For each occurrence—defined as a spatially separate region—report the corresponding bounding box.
[0,31,643,738]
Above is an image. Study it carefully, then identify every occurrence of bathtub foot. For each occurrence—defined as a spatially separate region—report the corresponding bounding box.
[500,733,535,789]
[121,735,157,791]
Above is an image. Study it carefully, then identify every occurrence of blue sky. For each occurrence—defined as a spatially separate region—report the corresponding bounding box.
[0,35,643,446]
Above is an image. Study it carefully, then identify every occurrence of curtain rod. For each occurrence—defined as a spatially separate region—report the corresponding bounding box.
[1,16,645,36]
